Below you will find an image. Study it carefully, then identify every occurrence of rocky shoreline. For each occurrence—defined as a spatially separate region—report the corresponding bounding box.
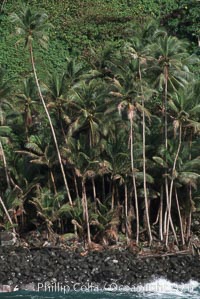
[0,246,200,292]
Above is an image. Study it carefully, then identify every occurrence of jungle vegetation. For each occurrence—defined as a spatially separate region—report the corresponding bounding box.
[0,0,199,250]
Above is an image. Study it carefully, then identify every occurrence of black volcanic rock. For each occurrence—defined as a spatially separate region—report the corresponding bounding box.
[0,246,199,290]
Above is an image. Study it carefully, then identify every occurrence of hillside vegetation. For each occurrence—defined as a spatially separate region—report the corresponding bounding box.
[0,0,199,81]
[0,0,199,250]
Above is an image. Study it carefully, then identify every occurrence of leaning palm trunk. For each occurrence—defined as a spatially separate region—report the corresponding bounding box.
[50,170,57,195]
[164,198,178,243]
[163,180,168,234]
[0,196,16,233]
[175,188,185,246]
[29,45,73,206]
[166,124,182,246]
[73,170,80,199]
[129,115,139,245]
[159,192,178,245]
[0,140,10,189]
[186,185,192,244]
[139,61,152,245]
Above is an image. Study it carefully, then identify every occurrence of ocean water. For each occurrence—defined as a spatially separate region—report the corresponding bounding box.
[0,279,199,299]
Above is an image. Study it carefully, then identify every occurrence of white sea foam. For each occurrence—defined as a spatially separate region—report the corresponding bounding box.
[103,278,200,298]
[141,278,199,295]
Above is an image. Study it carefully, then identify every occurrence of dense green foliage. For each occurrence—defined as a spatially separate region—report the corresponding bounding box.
[0,1,199,249]
[1,0,199,82]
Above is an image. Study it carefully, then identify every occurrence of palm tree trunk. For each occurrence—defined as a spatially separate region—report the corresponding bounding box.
[166,124,182,246]
[186,185,192,243]
[159,186,163,241]
[163,185,178,245]
[162,66,178,246]
[102,175,106,202]
[186,132,193,243]
[139,61,152,245]
[111,182,115,211]
[164,66,168,151]
[0,140,10,189]
[175,188,185,246]
[58,110,66,140]
[91,177,97,210]
[73,170,80,199]
[164,177,170,234]
[89,130,92,148]
[50,170,57,195]
[163,65,170,246]
[130,117,139,245]
[29,45,73,206]
[82,180,91,245]
[124,179,129,243]
[0,196,16,233]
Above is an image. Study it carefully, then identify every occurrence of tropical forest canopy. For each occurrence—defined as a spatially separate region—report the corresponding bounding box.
[0,0,199,249]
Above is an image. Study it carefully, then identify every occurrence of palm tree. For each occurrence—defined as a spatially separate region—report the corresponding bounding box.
[0,126,12,190]
[108,65,140,244]
[16,76,40,138]
[138,60,153,245]
[85,43,116,79]
[70,142,93,246]
[124,36,154,245]
[0,196,16,233]
[177,156,200,243]
[67,79,106,148]
[46,72,70,140]
[30,187,67,235]
[0,66,16,231]
[16,135,59,194]
[64,56,87,86]
[185,80,200,242]
[0,144,18,231]
[149,32,194,246]
[101,127,133,241]
[10,5,73,205]
[0,66,12,189]
[165,86,200,245]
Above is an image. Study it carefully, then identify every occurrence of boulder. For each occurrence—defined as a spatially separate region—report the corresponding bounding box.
[0,284,13,292]
[0,232,17,246]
